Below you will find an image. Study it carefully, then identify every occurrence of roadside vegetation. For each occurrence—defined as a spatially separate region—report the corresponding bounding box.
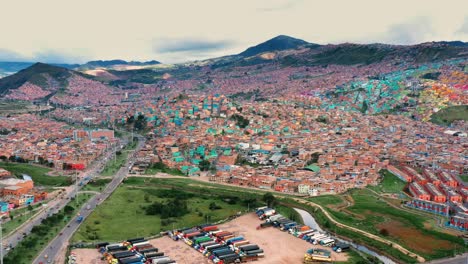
[81,178,111,192]
[100,140,137,176]
[4,193,93,264]
[72,180,258,242]
[2,203,43,236]
[0,162,71,186]
[367,169,407,194]
[144,161,185,176]
[308,188,465,260]
[71,176,465,262]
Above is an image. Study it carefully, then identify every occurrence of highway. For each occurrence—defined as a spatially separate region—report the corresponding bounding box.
[32,135,144,264]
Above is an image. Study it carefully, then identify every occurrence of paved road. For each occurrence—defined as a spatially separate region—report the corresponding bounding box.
[0,138,129,261]
[33,136,144,264]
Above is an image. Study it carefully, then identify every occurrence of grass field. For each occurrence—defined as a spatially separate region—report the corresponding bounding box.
[309,188,465,260]
[342,248,383,264]
[3,203,44,235]
[81,178,111,192]
[460,175,468,182]
[368,170,407,194]
[100,140,137,177]
[430,105,468,126]
[72,182,250,242]
[4,193,93,264]
[0,162,71,186]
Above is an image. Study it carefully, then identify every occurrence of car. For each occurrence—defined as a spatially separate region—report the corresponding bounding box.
[59,232,63,235]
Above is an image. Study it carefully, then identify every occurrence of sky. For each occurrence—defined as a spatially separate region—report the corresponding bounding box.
[0,0,467,64]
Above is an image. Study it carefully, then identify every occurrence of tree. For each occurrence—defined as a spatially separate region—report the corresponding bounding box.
[361,100,368,114]
[27,204,33,212]
[0,155,7,161]
[379,228,389,236]
[134,114,147,131]
[262,193,276,207]
[64,205,75,214]
[199,159,211,171]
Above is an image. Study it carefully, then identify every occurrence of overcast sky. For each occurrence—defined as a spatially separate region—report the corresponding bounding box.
[1,0,467,64]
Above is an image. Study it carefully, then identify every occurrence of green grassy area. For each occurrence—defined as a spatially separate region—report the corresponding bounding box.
[430,105,468,126]
[308,188,466,260]
[0,162,71,186]
[81,178,111,192]
[340,248,383,264]
[4,193,93,264]
[100,140,137,177]
[144,162,185,176]
[367,169,407,194]
[275,205,303,224]
[307,195,344,206]
[72,181,252,242]
[2,203,44,235]
[459,175,468,182]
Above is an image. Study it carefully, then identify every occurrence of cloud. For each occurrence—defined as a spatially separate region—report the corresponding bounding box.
[33,50,88,64]
[0,49,28,61]
[154,38,235,53]
[457,17,468,35]
[256,0,302,12]
[383,17,435,44]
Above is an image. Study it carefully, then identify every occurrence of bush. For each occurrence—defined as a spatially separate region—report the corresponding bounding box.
[379,228,389,236]
[209,202,222,210]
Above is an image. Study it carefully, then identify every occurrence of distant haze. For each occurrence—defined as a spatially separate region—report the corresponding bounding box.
[0,0,467,64]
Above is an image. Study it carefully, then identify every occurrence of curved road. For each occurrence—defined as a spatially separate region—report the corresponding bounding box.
[32,136,145,264]
[128,173,426,262]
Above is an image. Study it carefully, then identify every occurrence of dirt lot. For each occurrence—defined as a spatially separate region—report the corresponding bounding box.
[71,213,348,264]
[69,248,105,264]
[378,220,453,254]
[149,213,348,264]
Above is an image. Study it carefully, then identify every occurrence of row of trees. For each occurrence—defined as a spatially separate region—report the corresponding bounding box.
[0,155,54,167]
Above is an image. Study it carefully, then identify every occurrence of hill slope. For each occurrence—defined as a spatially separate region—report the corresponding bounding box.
[0,62,72,96]
[430,105,468,126]
[239,35,312,57]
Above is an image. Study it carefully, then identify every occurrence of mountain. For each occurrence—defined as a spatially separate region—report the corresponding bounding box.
[239,35,313,57]
[0,62,35,78]
[79,59,161,70]
[433,41,468,47]
[0,62,80,78]
[0,62,72,96]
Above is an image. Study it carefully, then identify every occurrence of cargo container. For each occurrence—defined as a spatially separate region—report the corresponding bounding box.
[244,249,264,255]
[281,222,297,231]
[118,256,142,264]
[232,240,250,247]
[312,235,330,245]
[239,244,259,252]
[154,260,176,264]
[107,245,128,252]
[320,238,335,247]
[333,242,350,253]
[225,236,244,244]
[132,241,150,248]
[140,248,158,254]
[127,237,145,243]
[297,229,316,238]
[151,256,171,264]
[145,252,164,258]
[202,225,218,232]
[113,251,136,259]
[267,214,283,222]
[256,222,273,229]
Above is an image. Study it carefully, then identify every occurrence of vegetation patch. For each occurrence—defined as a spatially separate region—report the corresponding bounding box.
[0,162,70,186]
